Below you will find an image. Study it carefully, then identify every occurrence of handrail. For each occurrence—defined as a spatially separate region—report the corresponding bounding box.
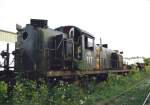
[49,38,66,51]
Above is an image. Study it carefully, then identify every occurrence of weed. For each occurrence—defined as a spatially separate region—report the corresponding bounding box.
[0,68,150,105]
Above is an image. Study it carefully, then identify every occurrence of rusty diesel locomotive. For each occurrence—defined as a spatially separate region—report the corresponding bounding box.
[14,19,126,78]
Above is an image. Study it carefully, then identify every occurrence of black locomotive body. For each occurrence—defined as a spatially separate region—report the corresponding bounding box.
[15,19,124,78]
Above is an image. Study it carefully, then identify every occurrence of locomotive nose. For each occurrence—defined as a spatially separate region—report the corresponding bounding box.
[20,25,38,71]
[22,27,35,56]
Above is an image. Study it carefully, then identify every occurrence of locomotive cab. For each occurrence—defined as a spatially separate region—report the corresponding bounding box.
[56,26,96,71]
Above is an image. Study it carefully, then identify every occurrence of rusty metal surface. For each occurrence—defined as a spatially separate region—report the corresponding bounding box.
[46,69,129,77]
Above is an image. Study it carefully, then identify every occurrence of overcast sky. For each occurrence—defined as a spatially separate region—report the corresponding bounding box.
[0,0,150,57]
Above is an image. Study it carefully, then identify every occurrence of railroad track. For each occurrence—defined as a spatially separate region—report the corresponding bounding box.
[142,92,150,105]
[98,77,150,105]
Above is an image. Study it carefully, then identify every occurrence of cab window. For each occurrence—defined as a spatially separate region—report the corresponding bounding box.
[85,36,94,50]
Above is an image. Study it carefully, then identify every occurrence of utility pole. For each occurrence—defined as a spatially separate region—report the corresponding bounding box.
[99,37,102,70]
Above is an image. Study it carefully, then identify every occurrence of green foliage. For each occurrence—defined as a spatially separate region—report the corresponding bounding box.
[49,82,86,105]
[0,68,150,105]
[144,57,150,66]
[0,81,7,104]
[11,80,49,105]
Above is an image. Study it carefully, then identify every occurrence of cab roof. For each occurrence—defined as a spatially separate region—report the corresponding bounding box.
[55,25,95,39]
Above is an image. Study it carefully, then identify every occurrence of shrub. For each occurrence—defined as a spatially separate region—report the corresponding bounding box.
[12,79,49,105]
[0,68,150,105]
[0,81,7,104]
[48,81,87,105]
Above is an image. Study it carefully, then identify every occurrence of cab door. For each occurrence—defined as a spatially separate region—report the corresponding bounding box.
[64,39,74,69]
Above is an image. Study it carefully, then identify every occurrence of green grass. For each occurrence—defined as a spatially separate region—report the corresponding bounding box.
[0,68,150,105]
[111,79,150,105]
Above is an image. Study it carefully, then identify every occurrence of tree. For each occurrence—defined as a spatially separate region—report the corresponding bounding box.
[144,58,150,66]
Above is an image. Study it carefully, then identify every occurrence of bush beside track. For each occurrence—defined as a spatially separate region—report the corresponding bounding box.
[0,68,150,105]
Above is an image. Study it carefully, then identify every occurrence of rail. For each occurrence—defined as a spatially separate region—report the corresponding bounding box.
[99,77,150,105]
[142,92,150,105]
